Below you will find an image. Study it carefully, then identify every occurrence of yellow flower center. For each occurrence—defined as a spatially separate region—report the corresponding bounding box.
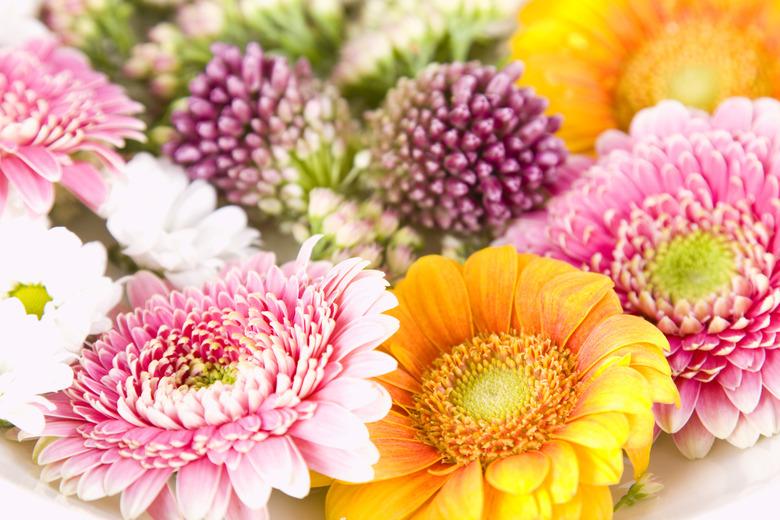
[9,283,52,319]
[411,332,579,465]
[646,230,735,303]
[615,22,774,128]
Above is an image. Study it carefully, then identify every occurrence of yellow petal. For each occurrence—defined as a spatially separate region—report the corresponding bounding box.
[579,484,614,520]
[551,492,582,520]
[571,444,624,486]
[397,256,473,351]
[565,291,623,355]
[485,450,549,495]
[623,411,656,478]
[552,412,629,450]
[571,365,652,420]
[633,366,680,406]
[463,246,522,334]
[539,271,614,349]
[577,314,669,375]
[483,486,539,520]
[540,440,578,504]
[310,471,334,488]
[326,469,449,520]
[512,257,575,334]
[412,461,483,520]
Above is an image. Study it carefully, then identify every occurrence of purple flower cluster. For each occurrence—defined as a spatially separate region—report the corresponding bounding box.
[164,42,352,217]
[367,61,567,233]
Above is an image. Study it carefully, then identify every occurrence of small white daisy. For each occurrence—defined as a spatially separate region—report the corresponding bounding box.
[0,220,121,354]
[0,298,72,436]
[102,153,260,288]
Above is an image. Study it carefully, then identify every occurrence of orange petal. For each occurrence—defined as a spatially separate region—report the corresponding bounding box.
[540,440,578,504]
[413,461,483,520]
[377,368,420,409]
[566,291,623,354]
[386,287,442,379]
[463,246,521,334]
[552,412,629,450]
[571,444,624,486]
[325,469,449,520]
[539,271,614,349]
[576,314,669,375]
[397,256,473,351]
[485,450,549,495]
[579,484,614,520]
[367,412,442,481]
[512,257,576,335]
[571,365,652,420]
[310,470,334,488]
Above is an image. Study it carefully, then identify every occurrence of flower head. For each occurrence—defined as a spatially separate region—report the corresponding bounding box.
[102,153,260,288]
[502,98,780,458]
[292,187,423,280]
[0,220,120,354]
[367,61,567,233]
[512,0,780,152]
[326,246,677,519]
[36,240,400,519]
[164,42,356,218]
[0,37,145,216]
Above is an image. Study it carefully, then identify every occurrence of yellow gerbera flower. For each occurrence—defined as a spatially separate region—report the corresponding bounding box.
[325,246,679,519]
[511,0,780,152]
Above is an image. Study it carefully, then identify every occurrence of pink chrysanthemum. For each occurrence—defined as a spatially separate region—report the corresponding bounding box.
[501,98,780,458]
[0,38,145,216]
[34,239,399,519]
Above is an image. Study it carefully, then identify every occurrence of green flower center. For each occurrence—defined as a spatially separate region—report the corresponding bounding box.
[452,364,529,421]
[647,231,735,302]
[183,360,238,389]
[9,283,52,319]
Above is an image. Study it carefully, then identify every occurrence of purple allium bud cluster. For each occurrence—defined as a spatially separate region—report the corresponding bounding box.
[367,61,568,233]
[164,42,355,218]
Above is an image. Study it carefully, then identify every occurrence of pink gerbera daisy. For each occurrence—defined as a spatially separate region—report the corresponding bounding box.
[501,98,780,458]
[34,239,399,519]
[0,38,145,216]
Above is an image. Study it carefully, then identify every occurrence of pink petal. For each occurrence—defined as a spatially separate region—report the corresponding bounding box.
[226,456,271,511]
[289,402,369,450]
[119,468,173,520]
[60,162,108,210]
[330,315,399,361]
[77,465,110,501]
[226,492,269,520]
[724,370,763,414]
[712,97,754,132]
[763,349,780,399]
[0,174,8,215]
[105,458,147,496]
[16,146,61,182]
[126,271,171,309]
[746,393,780,436]
[672,414,716,459]
[176,457,223,520]
[655,378,700,434]
[340,351,398,379]
[695,382,740,439]
[295,438,377,483]
[0,154,54,214]
[726,415,761,449]
[146,483,181,520]
[205,471,233,520]
[247,436,310,499]
[313,378,391,422]
[38,437,90,465]
[61,450,103,480]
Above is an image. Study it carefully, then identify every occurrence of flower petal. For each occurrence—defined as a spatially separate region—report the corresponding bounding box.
[695,382,740,439]
[176,458,222,520]
[463,246,521,334]
[1,154,54,214]
[512,256,575,334]
[368,411,442,481]
[414,461,483,520]
[60,162,108,210]
[579,484,613,520]
[655,378,700,434]
[247,436,310,499]
[485,450,549,495]
[552,412,629,450]
[672,413,716,459]
[570,444,623,486]
[570,366,652,419]
[540,440,578,504]
[119,468,173,520]
[326,469,449,520]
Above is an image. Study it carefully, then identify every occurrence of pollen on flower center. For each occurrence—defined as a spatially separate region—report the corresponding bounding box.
[410,332,579,465]
[615,22,773,128]
[646,230,735,303]
[8,283,52,319]
[182,359,238,389]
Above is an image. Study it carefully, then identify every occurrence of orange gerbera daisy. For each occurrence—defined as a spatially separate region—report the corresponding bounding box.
[511,0,780,152]
[325,246,679,519]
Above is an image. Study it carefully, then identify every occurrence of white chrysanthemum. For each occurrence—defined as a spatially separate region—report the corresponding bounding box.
[102,153,260,288]
[0,0,49,47]
[0,220,121,354]
[0,298,72,436]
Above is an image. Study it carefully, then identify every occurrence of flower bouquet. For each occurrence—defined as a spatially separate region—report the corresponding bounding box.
[1,0,779,519]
